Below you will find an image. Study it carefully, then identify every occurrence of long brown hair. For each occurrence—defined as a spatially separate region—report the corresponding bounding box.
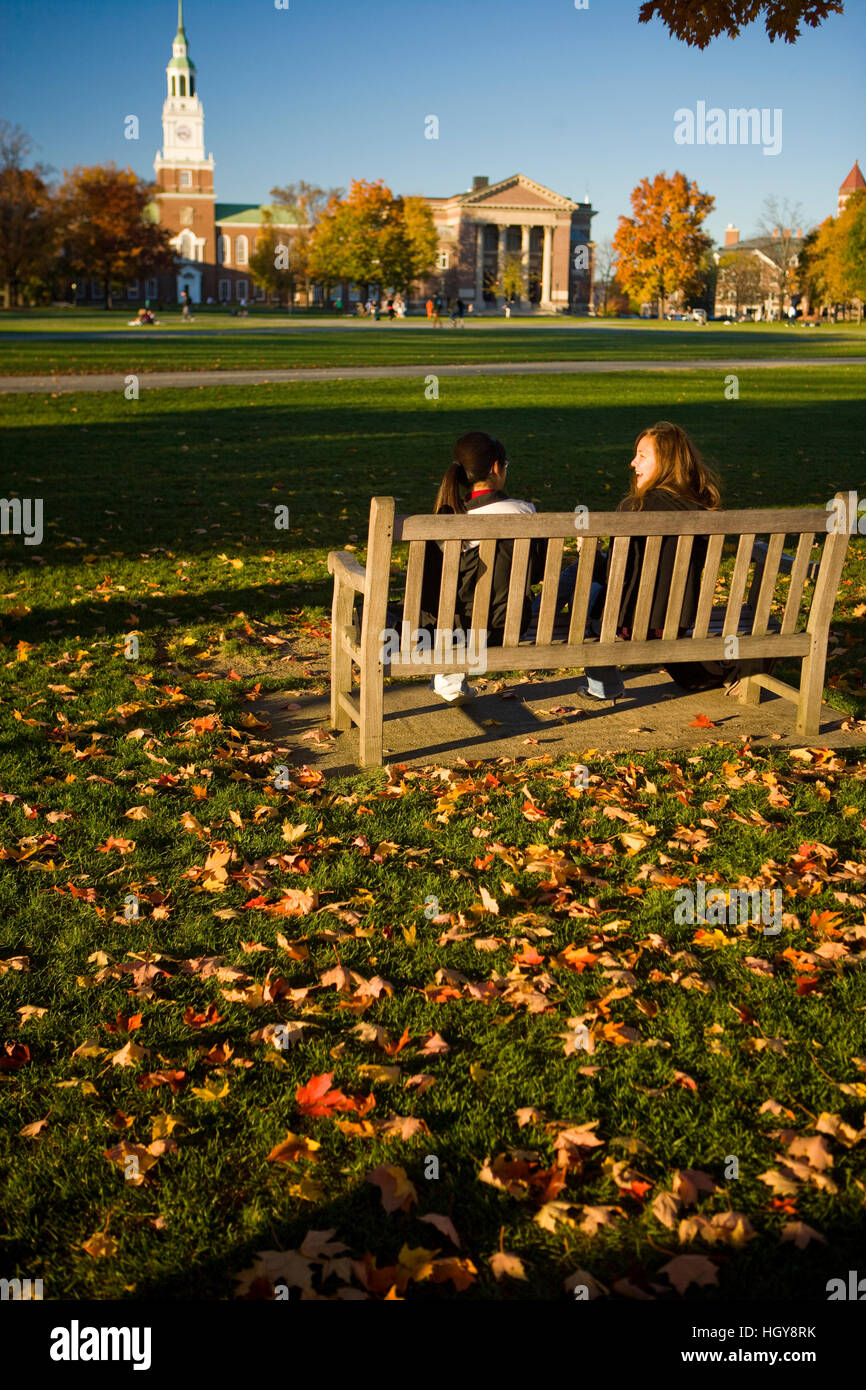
[434,432,507,514]
[620,421,721,511]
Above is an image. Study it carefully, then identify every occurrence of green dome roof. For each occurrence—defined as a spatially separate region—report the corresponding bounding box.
[167,53,196,69]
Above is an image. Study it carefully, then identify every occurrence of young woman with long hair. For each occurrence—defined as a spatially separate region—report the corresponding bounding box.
[579,420,724,698]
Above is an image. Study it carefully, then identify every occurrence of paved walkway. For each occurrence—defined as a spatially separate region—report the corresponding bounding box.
[255,669,865,777]
[2,357,864,394]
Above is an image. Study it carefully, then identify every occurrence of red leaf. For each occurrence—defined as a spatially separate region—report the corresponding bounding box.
[689,713,716,729]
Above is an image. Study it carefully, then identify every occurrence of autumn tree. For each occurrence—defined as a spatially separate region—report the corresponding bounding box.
[270,180,342,306]
[716,252,764,316]
[836,189,866,306]
[613,171,714,319]
[758,196,806,312]
[248,208,298,308]
[500,253,526,303]
[0,122,57,309]
[592,239,617,315]
[638,0,843,48]
[58,164,175,309]
[800,192,866,318]
[308,180,437,304]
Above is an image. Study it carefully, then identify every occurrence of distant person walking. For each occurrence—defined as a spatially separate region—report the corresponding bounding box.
[432,296,443,328]
[450,297,465,328]
[180,288,193,321]
[426,297,434,320]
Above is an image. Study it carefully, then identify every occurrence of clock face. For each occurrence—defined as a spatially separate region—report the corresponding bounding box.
[176,124,191,141]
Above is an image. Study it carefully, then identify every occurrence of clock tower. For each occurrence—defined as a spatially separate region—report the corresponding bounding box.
[154,1,216,300]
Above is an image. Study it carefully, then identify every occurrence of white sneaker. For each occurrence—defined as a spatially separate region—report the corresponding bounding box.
[430,674,476,706]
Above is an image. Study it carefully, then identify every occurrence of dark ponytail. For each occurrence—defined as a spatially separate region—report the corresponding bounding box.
[434,432,507,514]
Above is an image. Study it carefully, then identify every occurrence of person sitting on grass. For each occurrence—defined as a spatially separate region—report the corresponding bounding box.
[551,421,728,700]
[416,432,545,705]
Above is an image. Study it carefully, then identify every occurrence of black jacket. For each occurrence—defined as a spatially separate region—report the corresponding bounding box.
[613,488,708,635]
[415,493,546,646]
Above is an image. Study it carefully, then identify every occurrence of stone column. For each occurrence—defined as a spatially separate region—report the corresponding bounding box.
[541,224,553,308]
[497,225,507,296]
[475,223,485,305]
[521,224,530,302]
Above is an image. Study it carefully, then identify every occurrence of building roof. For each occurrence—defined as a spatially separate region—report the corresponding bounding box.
[718,233,803,254]
[840,160,865,193]
[214,203,303,226]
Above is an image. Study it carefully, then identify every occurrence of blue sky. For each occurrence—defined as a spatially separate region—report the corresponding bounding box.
[3,0,863,244]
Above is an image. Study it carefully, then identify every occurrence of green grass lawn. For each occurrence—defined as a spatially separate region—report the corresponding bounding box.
[1,368,865,1301]
[1,312,865,376]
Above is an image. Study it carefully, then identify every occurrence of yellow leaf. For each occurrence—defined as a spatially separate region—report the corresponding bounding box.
[191,1075,230,1102]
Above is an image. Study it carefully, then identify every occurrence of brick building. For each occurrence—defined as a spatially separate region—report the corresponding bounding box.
[75,2,595,310]
[417,174,595,312]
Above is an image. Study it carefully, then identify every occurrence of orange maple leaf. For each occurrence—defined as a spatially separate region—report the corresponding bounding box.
[690,713,716,729]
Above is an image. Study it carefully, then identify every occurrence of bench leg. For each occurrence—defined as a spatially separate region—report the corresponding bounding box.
[330,581,355,732]
[359,660,384,766]
[733,674,761,706]
[796,645,826,738]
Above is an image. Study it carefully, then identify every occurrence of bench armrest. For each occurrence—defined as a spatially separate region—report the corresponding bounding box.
[751,539,819,582]
[328,550,366,593]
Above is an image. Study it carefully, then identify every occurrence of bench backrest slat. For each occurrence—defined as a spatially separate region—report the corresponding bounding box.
[394,507,830,541]
[630,535,662,642]
[401,539,426,653]
[723,533,756,637]
[662,534,696,640]
[781,532,816,634]
[599,535,630,642]
[503,538,533,646]
[535,537,565,645]
[436,540,463,651]
[750,532,786,636]
[567,538,599,644]
[691,533,725,639]
[470,538,497,639]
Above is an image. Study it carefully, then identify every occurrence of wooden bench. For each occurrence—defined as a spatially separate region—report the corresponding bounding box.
[327,496,851,766]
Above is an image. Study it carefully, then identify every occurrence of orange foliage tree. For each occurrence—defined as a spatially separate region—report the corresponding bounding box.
[613,171,715,319]
[638,0,843,48]
[59,165,176,309]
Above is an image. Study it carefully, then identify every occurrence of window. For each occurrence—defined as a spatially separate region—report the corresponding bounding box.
[171,76,176,96]
[179,75,186,97]
[254,283,266,301]
[75,282,86,299]
[218,234,230,265]
[90,277,101,299]
[437,250,449,270]
[145,278,158,298]
[127,280,140,299]
[236,279,248,301]
[235,235,248,266]
[180,170,192,188]
[190,75,195,96]
[218,279,231,301]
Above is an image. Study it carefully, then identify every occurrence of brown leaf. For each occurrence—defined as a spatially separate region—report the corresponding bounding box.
[366,1163,418,1213]
[659,1254,719,1295]
[490,1250,527,1281]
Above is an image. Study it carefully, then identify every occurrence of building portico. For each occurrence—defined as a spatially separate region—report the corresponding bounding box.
[423,174,595,312]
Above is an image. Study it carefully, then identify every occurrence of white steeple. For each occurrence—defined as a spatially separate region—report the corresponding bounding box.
[155,0,213,174]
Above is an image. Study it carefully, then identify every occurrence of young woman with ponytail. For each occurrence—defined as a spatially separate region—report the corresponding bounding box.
[418,432,544,704]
